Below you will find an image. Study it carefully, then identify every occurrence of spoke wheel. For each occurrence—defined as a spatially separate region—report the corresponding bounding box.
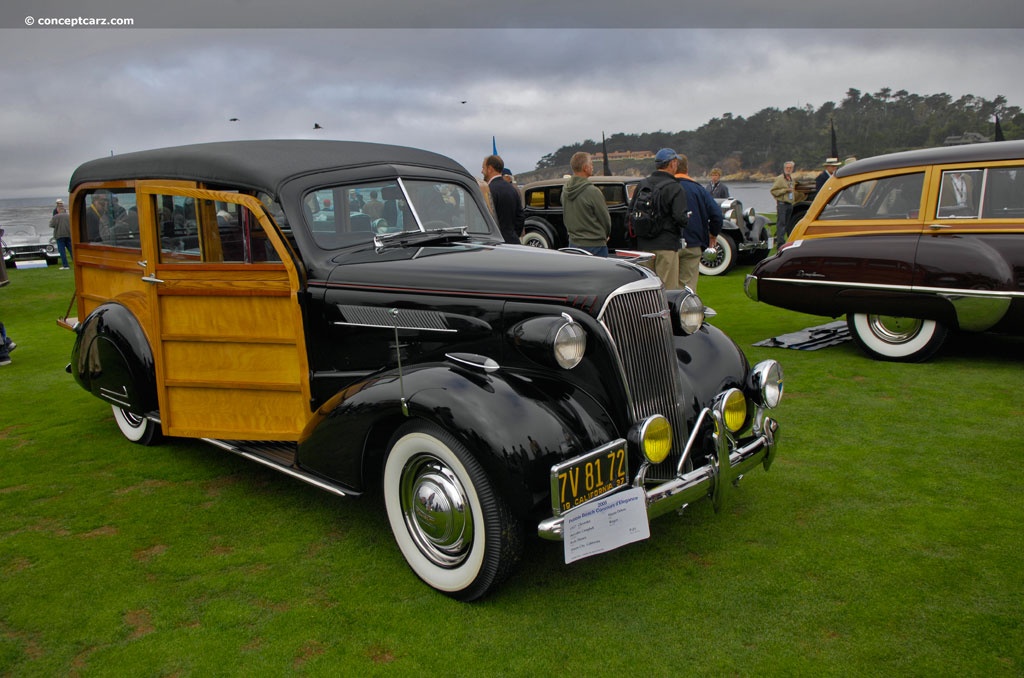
[520,230,552,249]
[383,422,522,601]
[699,233,737,276]
[847,313,948,362]
[112,405,162,446]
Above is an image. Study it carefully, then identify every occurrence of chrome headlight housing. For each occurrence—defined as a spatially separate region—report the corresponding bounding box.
[552,317,586,369]
[748,359,784,409]
[666,288,706,335]
[510,313,587,370]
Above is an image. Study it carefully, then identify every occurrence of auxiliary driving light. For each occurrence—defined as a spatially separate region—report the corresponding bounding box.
[717,388,748,434]
[630,415,672,465]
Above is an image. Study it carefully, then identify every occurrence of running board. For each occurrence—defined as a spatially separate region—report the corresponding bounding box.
[203,438,355,498]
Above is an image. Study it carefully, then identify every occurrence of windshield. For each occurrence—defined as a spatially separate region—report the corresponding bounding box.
[303,178,493,249]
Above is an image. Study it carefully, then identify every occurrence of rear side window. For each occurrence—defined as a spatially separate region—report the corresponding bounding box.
[80,189,140,248]
[155,194,277,264]
[982,167,1024,217]
[937,169,984,219]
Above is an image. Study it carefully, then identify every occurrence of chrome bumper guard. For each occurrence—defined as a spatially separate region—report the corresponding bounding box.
[537,409,779,541]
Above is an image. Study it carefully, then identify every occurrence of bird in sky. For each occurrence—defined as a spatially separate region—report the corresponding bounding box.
[229,117,239,122]
[313,123,323,129]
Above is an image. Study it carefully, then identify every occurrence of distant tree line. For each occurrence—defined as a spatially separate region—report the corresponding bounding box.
[530,89,1020,178]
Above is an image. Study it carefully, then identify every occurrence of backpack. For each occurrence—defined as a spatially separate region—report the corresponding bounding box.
[628,179,663,239]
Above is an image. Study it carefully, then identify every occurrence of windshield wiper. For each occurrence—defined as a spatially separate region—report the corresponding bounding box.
[374,226,470,251]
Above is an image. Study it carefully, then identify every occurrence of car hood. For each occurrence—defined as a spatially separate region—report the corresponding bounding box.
[323,243,650,304]
[3,230,50,245]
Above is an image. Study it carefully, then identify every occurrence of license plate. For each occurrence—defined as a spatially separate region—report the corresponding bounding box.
[551,440,629,515]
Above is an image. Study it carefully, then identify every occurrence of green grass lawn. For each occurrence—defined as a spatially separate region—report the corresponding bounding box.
[1,262,1022,676]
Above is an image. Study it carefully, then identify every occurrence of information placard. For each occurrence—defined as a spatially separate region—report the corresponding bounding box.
[563,487,650,564]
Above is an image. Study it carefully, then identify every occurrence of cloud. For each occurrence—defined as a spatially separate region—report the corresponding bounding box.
[1,26,1022,197]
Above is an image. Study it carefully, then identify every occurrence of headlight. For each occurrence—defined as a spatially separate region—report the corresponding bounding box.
[748,359,784,409]
[629,415,672,464]
[678,290,705,334]
[553,318,586,369]
[510,313,587,370]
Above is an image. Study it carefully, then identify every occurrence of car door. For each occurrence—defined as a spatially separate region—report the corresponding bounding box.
[136,183,311,440]
[913,163,1024,330]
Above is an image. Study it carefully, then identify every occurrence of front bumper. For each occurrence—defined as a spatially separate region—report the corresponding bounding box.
[537,408,779,540]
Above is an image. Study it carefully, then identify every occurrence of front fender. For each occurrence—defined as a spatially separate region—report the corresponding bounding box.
[674,323,750,422]
[297,361,617,516]
[71,301,158,414]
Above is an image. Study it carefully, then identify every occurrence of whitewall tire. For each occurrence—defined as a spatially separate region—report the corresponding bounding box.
[112,406,162,446]
[847,313,948,362]
[383,422,522,601]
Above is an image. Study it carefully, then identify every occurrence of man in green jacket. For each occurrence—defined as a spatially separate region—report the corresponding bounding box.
[563,152,612,257]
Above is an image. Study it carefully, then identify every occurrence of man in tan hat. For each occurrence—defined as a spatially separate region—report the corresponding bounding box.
[52,198,64,216]
[815,158,842,191]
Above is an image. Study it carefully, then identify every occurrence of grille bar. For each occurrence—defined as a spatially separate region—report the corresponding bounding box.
[598,279,688,481]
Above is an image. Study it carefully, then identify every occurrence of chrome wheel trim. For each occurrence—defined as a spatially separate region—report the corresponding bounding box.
[399,453,474,568]
[865,315,925,344]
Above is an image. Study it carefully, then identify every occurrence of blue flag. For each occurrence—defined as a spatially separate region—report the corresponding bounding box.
[492,136,498,155]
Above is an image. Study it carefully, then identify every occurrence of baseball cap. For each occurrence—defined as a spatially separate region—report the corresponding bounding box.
[654,148,679,164]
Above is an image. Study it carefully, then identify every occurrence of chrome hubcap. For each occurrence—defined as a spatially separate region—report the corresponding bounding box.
[868,315,923,343]
[399,454,473,567]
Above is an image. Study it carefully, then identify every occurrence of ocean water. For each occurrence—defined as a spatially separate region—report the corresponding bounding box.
[719,182,777,215]
[0,196,61,239]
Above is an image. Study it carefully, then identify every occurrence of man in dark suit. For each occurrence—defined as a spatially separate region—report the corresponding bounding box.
[815,157,842,191]
[482,155,524,243]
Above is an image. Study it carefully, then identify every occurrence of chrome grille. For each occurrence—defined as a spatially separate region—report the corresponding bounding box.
[598,279,687,481]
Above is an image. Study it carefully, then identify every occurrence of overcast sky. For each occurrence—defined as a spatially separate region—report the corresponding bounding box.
[1,0,1023,198]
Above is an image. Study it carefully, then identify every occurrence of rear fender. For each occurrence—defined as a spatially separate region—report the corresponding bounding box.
[71,301,158,415]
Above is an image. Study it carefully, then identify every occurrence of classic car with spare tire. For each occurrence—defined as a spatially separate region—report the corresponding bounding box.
[520,175,640,251]
[745,140,1024,361]
[61,140,783,600]
[699,197,773,276]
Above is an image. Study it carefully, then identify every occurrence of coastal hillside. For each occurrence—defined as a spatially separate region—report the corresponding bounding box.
[516,89,1020,183]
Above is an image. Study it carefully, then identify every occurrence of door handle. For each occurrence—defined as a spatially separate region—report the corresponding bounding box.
[928,224,952,230]
[141,275,165,284]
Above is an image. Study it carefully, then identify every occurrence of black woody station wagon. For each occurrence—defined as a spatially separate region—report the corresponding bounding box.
[62,140,783,600]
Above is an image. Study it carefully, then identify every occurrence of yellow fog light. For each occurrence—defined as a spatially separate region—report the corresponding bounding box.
[639,415,672,464]
[720,389,748,433]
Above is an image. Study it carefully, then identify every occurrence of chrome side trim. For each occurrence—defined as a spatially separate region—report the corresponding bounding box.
[766,276,1024,299]
[764,276,1020,330]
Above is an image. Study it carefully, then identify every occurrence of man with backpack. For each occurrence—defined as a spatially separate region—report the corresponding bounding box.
[629,148,690,289]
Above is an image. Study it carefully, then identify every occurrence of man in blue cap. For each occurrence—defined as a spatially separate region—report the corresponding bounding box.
[635,148,690,288]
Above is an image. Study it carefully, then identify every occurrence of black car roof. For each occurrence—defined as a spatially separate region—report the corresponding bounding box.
[523,175,640,188]
[69,139,470,195]
[836,139,1024,178]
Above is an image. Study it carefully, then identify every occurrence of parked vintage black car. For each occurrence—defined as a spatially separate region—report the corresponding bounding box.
[520,175,639,250]
[746,140,1024,361]
[63,140,783,600]
[699,198,774,276]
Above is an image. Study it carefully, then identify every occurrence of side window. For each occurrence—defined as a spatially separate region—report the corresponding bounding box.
[819,173,924,221]
[982,167,1024,218]
[526,189,545,209]
[937,169,984,219]
[155,194,276,264]
[598,184,626,206]
[81,189,139,248]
